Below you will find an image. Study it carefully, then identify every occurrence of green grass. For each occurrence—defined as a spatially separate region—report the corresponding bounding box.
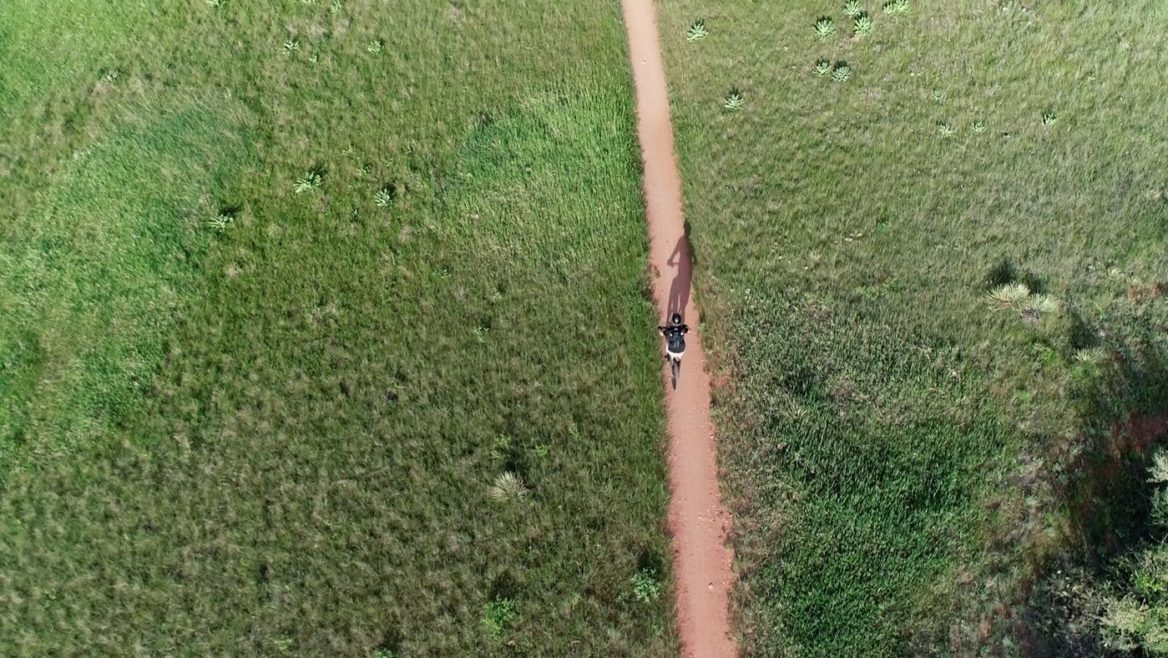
[0,102,257,465]
[659,0,1168,655]
[1,1,676,655]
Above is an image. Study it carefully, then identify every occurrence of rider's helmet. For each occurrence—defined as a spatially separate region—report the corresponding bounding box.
[671,312,683,325]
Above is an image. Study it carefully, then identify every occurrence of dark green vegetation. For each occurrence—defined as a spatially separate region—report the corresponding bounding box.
[659,0,1168,655]
[1,1,676,654]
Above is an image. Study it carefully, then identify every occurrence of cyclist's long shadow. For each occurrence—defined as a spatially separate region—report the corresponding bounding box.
[665,223,694,389]
[666,223,693,321]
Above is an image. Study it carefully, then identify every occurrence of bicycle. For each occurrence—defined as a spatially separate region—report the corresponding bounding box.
[658,313,689,390]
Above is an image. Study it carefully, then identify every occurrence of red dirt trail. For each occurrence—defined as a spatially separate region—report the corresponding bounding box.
[620,1,738,656]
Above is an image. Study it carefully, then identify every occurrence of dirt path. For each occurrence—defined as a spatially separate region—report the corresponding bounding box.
[620,1,737,656]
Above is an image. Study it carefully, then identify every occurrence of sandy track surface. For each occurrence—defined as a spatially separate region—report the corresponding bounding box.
[620,1,737,655]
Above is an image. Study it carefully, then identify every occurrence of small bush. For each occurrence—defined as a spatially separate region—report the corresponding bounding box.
[814,59,832,76]
[481,597,518,638]
[853,14,874,37]
[723,88,744,110]
[686,19,708,42]
[814,17,837,40]
[632,568,663,604]
[831,63,851,82]
[843,1,863,17]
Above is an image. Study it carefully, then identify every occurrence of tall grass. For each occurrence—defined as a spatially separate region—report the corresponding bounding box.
[0,1,675,655]
[658,0,1168,654]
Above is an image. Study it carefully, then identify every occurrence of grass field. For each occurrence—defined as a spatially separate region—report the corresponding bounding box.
[658,1,1168,655]
[0,1,677,655]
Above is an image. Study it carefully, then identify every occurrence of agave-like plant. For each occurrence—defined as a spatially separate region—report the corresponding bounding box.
[831,63,851,82]
[330,0,342,13]
[375,187,394,207]
[367,39,384,54]
[986,283,1031,310]
[814,59,832,76]
[843,0,863,17]
[489,472,529,502]
[884,0,909,14]
[686,19,709,41]
[814,17,837,40]
[972,120,987,134]
[723,88,744,110]
[294,171,322,194]
[1042,110,1058,126]
[938,121,955,137]
[853,14,874,36]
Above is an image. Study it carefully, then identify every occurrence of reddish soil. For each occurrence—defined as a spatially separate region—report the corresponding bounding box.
[620,1,738,656]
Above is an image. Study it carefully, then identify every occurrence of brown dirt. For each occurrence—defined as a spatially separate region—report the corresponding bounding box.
[620,1,738,656]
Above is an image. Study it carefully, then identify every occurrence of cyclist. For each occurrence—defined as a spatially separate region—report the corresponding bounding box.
[658,312,689,366]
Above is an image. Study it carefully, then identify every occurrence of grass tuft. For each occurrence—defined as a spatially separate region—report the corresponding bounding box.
[489,472,529,502]
[986,282,1031,309]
